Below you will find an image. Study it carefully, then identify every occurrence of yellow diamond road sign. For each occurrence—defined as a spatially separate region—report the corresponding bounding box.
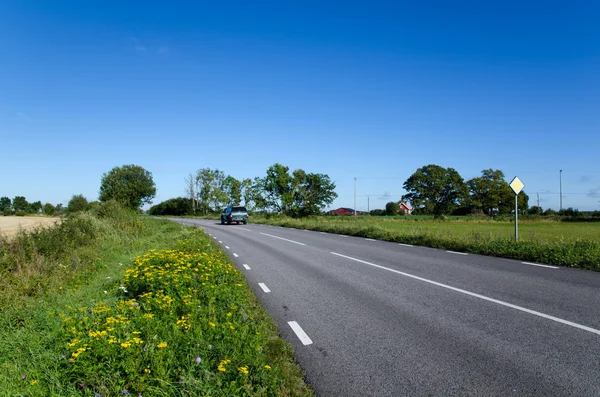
[509,176,524,195]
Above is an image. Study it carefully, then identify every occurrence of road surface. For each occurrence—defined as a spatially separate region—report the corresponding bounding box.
[171,218,600,396]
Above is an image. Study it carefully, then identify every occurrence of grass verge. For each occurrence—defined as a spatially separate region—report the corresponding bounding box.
[249,216,600,271]
[0,203,312,396]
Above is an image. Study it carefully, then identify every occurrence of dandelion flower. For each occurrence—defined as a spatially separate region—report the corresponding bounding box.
[264,365,271,369]
[157,342,167,348]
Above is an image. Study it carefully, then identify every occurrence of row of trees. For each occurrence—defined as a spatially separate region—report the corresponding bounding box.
[1,164,158,216]
[401,165,529,216]
[170,163,337,217]
[1,196,60,216]
[0,194,94,216]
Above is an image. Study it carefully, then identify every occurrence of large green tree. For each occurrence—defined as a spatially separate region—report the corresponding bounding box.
[222,175,242,206]
[402,164,468,216]
[99,165,156,210]
[467,169,509,215]
[262,163,293,213]
[0,197,11,212]
[289,170,337,217]
[12,196,29,212]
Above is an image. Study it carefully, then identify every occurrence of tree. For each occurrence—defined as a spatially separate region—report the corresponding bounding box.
[0,197,11,212]
[222,176,242,205]
[184,173,197,214]
[262,163,293,213]
[289,170,337,217]
[402,164,468,216]
[12,196,29,212]
[467,169,510,215]
[528,206,543,215]
[99,165,156,210]
[149,197,192,216]
[385,201,398,216]
[29,200,42,214]
[68,194,89,213]
[43,203,55,215]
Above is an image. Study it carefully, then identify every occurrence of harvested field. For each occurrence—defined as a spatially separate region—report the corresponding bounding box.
[0,216,60,239]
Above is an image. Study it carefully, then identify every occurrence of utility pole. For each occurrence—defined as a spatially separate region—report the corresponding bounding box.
[537,193,539,208]
[367,196,370,213]
[354,177,357,216]
[559,169,563,211]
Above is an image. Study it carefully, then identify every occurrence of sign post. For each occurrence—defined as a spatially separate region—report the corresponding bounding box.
[509,176,524,242]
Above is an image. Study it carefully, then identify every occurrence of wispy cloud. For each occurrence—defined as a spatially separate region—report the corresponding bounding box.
[16,112,30,122]
[579,175,592,183]
[130,37,147,52]
[127,37,169,55]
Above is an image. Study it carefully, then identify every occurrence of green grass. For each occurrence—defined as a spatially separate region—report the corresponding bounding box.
[0,204,312,396]
[248,215,600,270]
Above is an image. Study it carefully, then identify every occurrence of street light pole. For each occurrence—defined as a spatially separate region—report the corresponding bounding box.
[354,177,357,216]
[559,169,563,211]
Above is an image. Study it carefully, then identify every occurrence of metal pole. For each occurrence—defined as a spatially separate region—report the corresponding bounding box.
[559,169,563,211]
[515,194,518,242]
[353,178,357,216]
[368,196,370,213]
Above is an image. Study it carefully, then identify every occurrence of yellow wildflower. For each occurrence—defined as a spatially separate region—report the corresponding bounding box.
[157,342,167,348]
[265,365,271,369]
[120,342,132,348]
[238,366,249,374]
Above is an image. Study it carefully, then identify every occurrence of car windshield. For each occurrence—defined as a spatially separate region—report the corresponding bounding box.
[232,207,247,213]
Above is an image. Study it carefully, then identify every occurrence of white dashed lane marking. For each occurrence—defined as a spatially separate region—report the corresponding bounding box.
[288,321,313,345]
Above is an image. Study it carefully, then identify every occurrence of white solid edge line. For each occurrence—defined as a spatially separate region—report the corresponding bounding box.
[288,321,313,345]
[260,232,306,246]
[365,238,376,241]
[399,243,414,247]
[522,262,559,269]
[447,250,468,255]
[233,253,239,258]
[243,264,251,270]
[330,251,600,336]
[258,283,271,293]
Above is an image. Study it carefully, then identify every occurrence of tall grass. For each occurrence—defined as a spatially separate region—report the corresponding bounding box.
[0,202,312,396]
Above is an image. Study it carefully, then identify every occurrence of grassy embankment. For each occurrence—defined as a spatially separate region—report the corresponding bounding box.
[249,215,600,270]
[0,202,312,396]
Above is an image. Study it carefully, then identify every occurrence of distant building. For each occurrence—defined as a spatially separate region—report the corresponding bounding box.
[399,202,413,215]
[331,207,356,215]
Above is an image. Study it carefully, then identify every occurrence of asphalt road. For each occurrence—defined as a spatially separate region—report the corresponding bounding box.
[171,218,600,396]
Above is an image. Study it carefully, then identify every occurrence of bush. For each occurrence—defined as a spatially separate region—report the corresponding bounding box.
[67,194,89,213]
[3,207,12,216]
[15,210,27,217]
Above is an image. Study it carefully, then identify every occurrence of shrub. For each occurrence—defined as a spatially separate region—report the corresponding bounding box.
[15,210,27,217]
[67,194,89,213]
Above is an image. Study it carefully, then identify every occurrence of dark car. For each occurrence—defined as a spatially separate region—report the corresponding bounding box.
[221,206,248,225]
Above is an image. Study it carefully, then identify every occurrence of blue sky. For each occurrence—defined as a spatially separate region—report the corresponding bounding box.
[1,1,599,211]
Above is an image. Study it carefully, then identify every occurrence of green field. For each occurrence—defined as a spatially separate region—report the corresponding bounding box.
[250,216,600,270]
